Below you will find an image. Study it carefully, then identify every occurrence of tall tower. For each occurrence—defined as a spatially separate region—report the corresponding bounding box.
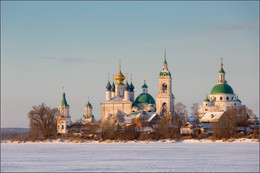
[156,49,174,123]
[57,91,72,134]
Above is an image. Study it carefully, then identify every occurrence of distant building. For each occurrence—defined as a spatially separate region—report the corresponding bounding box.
[101,49,175,127]
[83,101,94,124]
[57,92,95,134]
[200,112,231,134]
[57,92,72,134]
[198,59,243,118]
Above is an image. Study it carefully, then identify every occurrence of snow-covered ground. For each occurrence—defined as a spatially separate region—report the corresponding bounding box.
[1,141,259,172]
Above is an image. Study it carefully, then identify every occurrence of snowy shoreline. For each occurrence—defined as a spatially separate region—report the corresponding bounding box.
[1,138,259,144]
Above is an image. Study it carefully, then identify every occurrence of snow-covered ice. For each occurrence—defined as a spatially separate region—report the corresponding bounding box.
[1,142,259,172]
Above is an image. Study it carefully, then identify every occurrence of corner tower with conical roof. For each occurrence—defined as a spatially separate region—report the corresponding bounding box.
[57,91,72,134]
[156,49,175,123]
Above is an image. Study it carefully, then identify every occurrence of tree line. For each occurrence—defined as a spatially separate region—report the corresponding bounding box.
[11,102,258,141]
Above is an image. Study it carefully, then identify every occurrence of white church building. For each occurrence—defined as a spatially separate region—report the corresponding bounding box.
[198,59,243,119]
[101,49,175,125]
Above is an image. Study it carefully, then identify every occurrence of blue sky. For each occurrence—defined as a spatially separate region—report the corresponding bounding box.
[1,1,259,128]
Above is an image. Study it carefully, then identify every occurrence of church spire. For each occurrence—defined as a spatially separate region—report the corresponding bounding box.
[164,48,167,64]
[61,88,68,106]
[159,49,171,76]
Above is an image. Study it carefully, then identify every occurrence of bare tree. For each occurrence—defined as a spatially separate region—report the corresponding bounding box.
[28,103,58,139]
[174,102,187,116]
[191,103,199,128]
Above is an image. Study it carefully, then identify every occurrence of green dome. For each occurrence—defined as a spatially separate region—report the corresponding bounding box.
[203,98,210,102]
[134,93,155,105]
[210,84,234,94]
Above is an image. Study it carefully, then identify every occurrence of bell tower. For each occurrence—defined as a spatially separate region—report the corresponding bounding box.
[156,49,174,123]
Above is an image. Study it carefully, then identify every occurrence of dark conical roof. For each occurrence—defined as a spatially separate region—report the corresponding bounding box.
[124,81,129,90]
[111,82,115,92]
[129,81,135,92]
[106,81,111,91]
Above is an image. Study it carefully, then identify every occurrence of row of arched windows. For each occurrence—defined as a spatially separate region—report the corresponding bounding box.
[210,96,234,101]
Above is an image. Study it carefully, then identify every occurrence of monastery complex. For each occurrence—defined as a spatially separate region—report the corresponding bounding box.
[56,50,245,134]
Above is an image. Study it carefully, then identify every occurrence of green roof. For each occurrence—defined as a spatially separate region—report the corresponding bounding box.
[203,98,210,102]
[219,66,225,73]
[61,92,68,106]
[142,83,148,88]
[86,101,93,108]
[147,104,155,107]
[159,72,171,76]
[133,93,155,105]
[210,84,234,94]
[164,57,167,64]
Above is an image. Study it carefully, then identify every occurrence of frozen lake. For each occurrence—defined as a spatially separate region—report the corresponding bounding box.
[1,142,259,172]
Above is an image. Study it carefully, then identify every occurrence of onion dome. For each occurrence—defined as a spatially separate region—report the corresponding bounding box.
[124,81,129,90]
[115,61,125,85]
[210,83,234,94]
[234,95,241,102]
[129,81,135,92]
[203,94,210,102]
[134,93,155,105]
[111,82,115,92]
[106,81,111,91]
[142,80,148,88]
[61,92,68,106]
[86,101,93,108]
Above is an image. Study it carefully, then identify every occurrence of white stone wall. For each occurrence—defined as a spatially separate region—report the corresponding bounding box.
[101,102,132,122]
[115,84,124,97]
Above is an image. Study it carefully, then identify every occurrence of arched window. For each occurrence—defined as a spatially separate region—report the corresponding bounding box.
[163,73,166,76]
[62,125,64,129]
[226,97,229,100]
[234,103,236,106]
[162,83,167,93]
[220,97,223,100]
[232,97,233,100]
[161,102,167,116]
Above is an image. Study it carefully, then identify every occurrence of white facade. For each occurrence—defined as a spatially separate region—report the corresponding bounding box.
[156,49,174,121]
[101,62,134,122]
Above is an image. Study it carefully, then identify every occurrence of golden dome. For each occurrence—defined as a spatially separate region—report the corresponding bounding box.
[115,60,125,85]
